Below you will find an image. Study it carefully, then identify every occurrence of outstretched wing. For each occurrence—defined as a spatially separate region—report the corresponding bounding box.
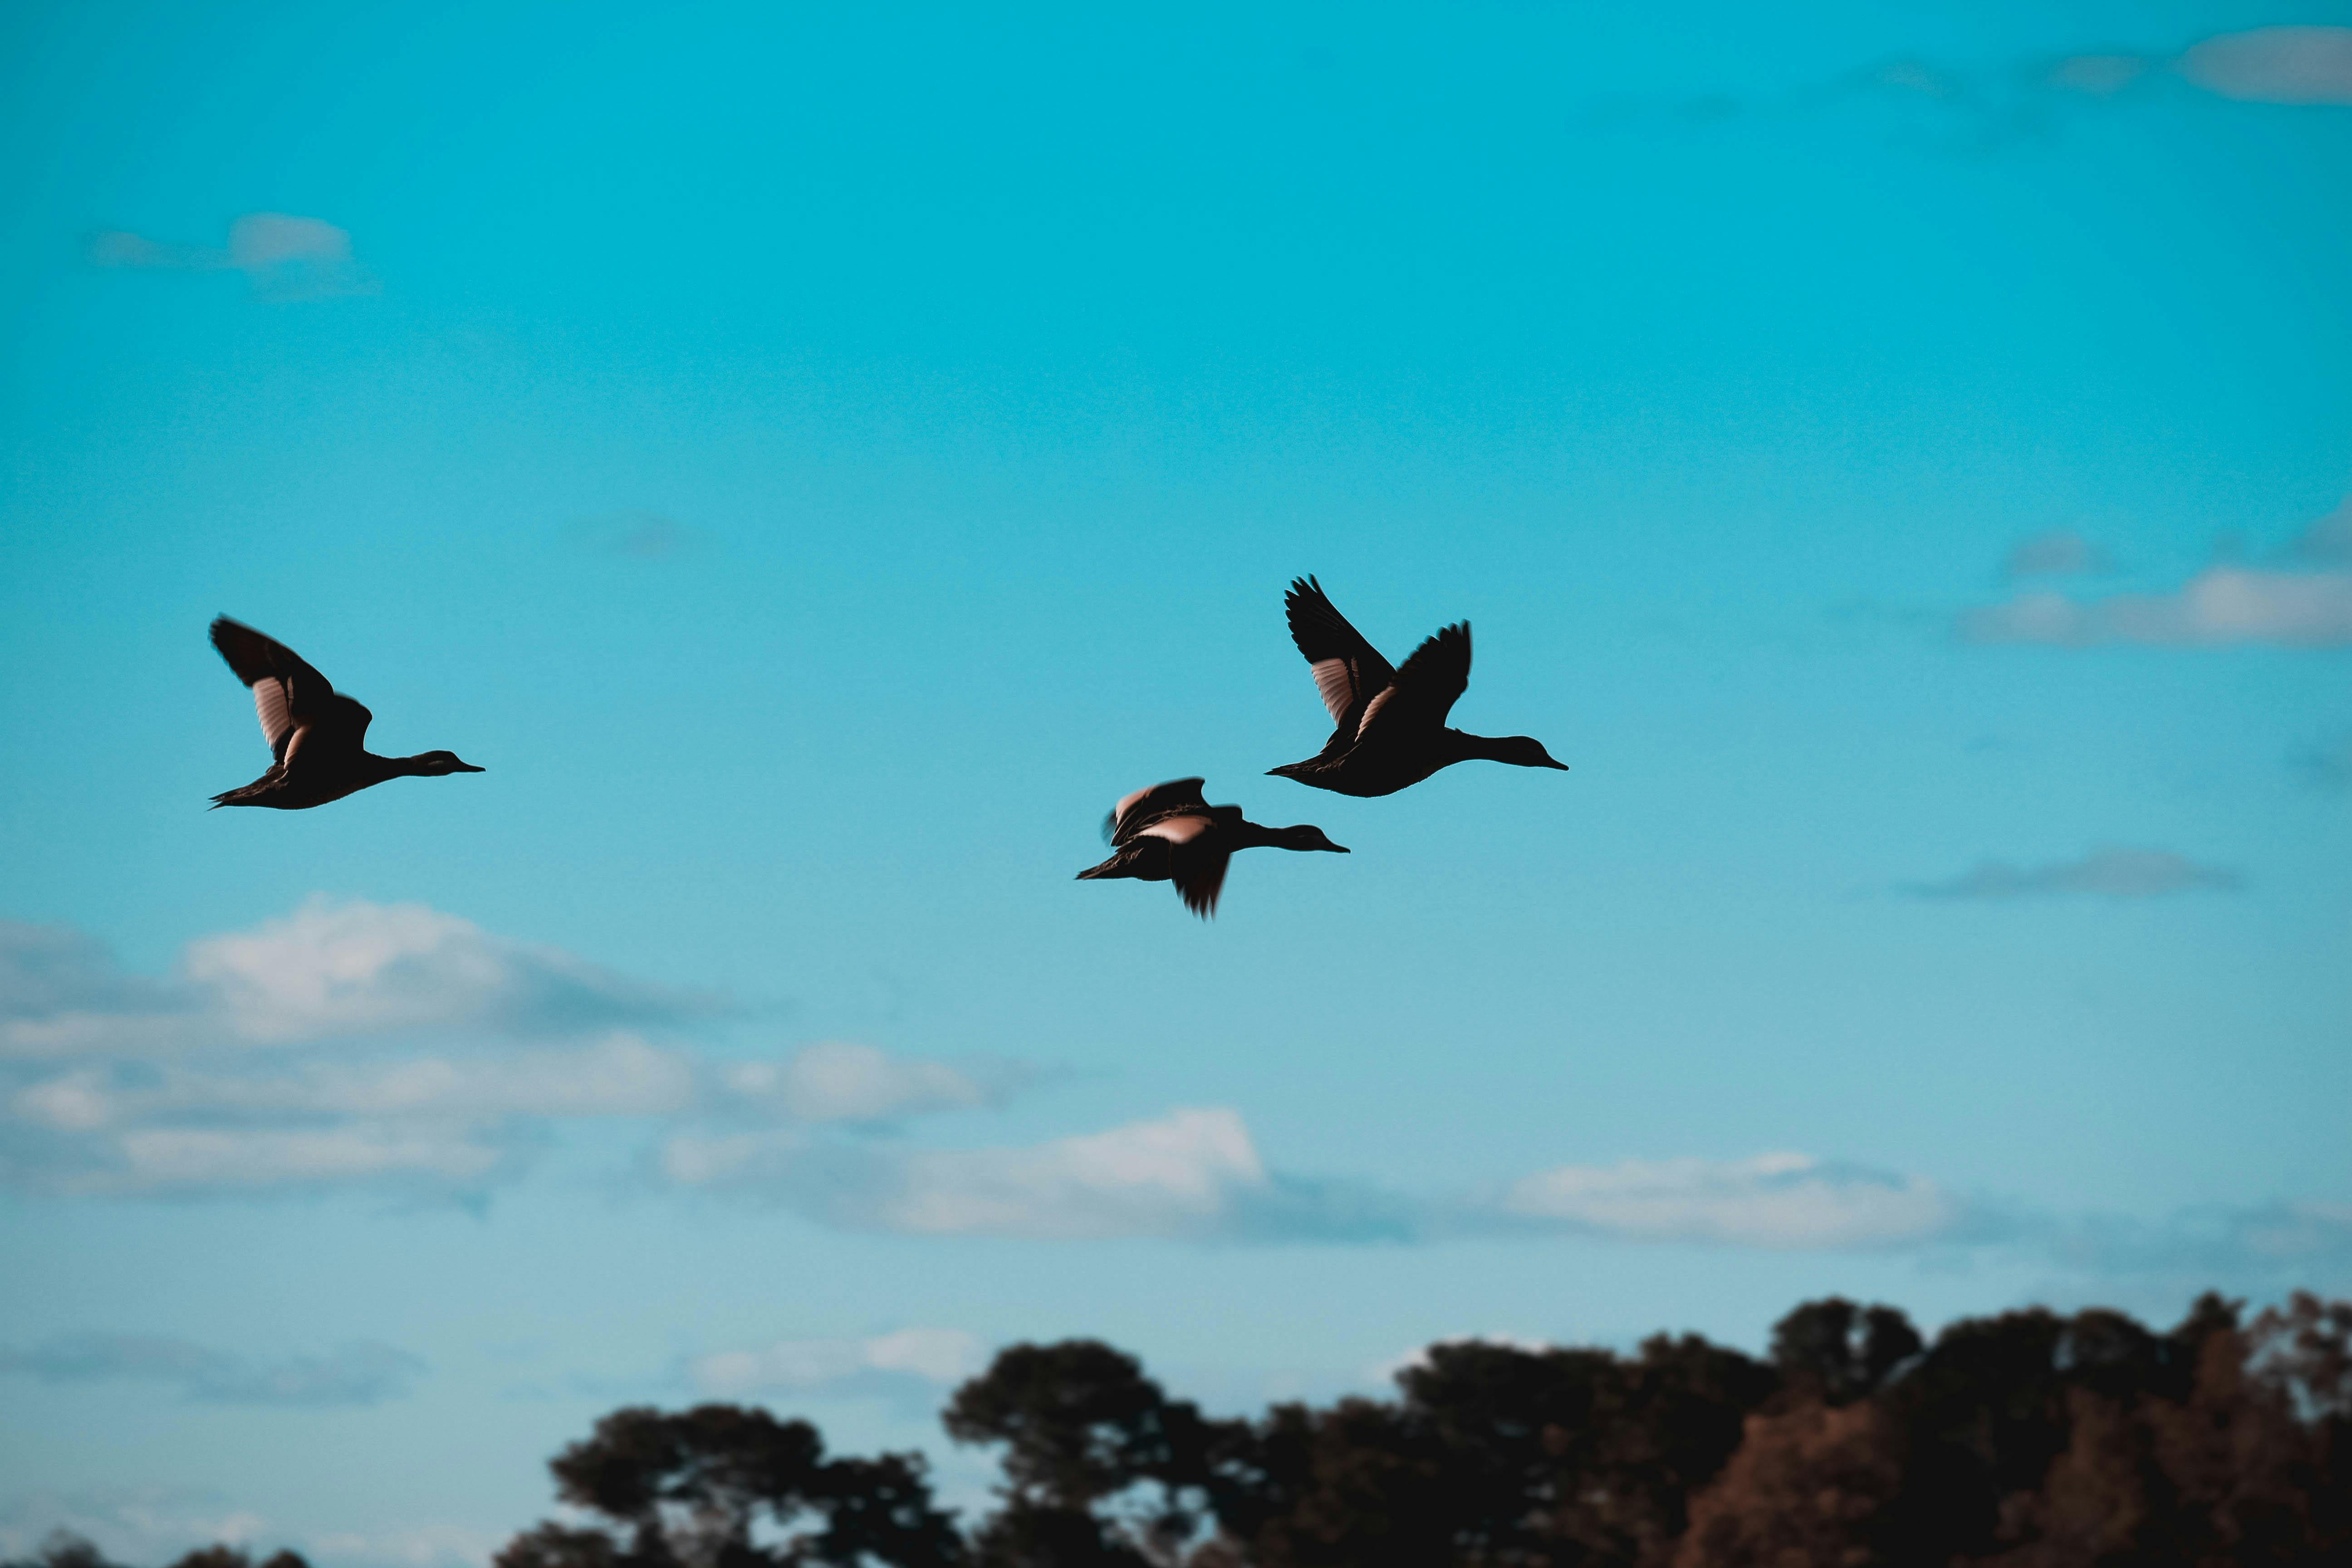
[1284,577,1396,752]
[1106,778,1210,846]
[1360,622,1471,735]
[209,617,372,760]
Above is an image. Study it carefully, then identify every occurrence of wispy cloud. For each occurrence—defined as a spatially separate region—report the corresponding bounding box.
[1498,1152,1958,1250]
[1583,25,2352,156]
[1960,564,2352,647]
[0,903,1039,1199]
[2286,498,2352,565]
[1903,847,2240,900]
[2002,530,2112,580]
[666,1107,1293,1240]
[687,1328,983,1398]
[718,1041,1037,1125]
[1961,499,2352,646]
[660,1107,2350,1293]
[88,213,377,302]
[2174,26,2352,105]
[1,897,722,1061]
[0,1335,422,1406]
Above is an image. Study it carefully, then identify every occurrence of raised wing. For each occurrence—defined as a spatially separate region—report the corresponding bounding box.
[1362,622,1471,735]
[1107,778,1210,846]
[1284,578,1396,745]
[209,617,372,759]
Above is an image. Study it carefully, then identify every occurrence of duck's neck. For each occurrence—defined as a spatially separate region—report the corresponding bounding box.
[1440,728,1503,764]
[1233,820,1321,853]
[361,752,430,781]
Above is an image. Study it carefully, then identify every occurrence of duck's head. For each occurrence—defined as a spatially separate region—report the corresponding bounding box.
[1490,735,1570,771]
[1278,824,1350,853]
[412,750,486,776]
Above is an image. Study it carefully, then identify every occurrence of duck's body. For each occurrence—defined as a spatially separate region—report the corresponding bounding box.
[1269,576,1567,798]
[208,617,482,810]
[1076,778,1347,918]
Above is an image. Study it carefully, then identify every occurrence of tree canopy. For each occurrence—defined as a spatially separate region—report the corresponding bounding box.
[493,1291,2349,1567]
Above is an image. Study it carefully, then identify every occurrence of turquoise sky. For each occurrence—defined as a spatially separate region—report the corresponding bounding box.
[3,2,2349,1561]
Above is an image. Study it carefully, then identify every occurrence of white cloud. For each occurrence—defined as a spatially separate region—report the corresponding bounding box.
[2176,26,2352,105]
[182,897,716,1048]
[1905,847,2239,900]
[0,903,1072,1200]
[88,212,377,301]
[2,898,717,1061]
[1500,1152,1958,1250]
[665,1107,1283,1239]
[0,1334,422,1406]
[688,1328,983,1396]
[1960,564,2352,647]
[719,1040,1028,1123]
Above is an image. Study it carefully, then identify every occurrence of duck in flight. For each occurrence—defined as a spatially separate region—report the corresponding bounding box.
[207,616,483,809]
[1076,778,1348,918]
[1268,577,1568,798]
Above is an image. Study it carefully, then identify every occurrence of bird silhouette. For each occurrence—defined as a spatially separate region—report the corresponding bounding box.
[207,616,483,809]
[1076,778,1347,918]
[1268,576,1568,797]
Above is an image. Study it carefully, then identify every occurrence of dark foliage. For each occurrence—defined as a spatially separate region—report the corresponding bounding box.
[469,1290,2350,1568]
[494,1404,963,1568]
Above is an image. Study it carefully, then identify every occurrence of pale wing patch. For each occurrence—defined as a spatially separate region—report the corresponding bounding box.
[1112,784,1156,828]
[1357,685,1400,739]
[1138,813,1213,845]
[1309,658,1356,724]
[252,679,294,760]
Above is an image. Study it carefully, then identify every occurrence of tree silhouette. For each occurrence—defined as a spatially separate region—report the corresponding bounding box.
[494,1404,961,1568]
[486,1291,2352,1568]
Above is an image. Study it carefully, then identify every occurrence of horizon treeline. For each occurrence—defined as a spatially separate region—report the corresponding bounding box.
[14,1291,2349,1568]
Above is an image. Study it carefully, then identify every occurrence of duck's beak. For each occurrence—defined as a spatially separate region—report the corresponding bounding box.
[456,760,487,773]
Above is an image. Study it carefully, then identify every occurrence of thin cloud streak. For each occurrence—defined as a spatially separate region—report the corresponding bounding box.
[2176,26,2352,105]
[687,1328,983,1397]
[1499,1152,1958,1250]
[0,1334,423,1406]
[1577,25,2352,155]
[88,213,377,301]
[1903,848,2240,900]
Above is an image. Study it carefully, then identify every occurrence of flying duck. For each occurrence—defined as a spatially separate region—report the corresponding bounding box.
[1076,778,1348,918]
[1268,576,1568,798]
[207,616,483,809]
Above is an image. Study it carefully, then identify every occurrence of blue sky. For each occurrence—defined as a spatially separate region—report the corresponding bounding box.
[3,0,2350,1560]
